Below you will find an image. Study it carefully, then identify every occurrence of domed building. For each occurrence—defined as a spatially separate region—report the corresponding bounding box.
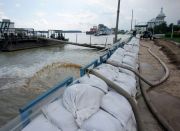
[147,8,166,28]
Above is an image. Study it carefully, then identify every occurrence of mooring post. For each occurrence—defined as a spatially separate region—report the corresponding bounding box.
[90,34,92,45]
[105,37,108,47]
[76,33,78,43]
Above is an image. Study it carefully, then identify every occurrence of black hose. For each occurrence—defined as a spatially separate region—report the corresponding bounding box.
[89,69,144,131]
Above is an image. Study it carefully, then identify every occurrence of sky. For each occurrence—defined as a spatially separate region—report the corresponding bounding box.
[0,0,179,31]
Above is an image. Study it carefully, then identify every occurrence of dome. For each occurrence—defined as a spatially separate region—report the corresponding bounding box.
[156,8,166,18]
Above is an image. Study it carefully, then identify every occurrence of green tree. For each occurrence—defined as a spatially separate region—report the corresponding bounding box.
[154,22,168,34]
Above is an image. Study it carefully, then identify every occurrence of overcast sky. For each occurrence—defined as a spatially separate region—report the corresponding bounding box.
[0,0,179,31]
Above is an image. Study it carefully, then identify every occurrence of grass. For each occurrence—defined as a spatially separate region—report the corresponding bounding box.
[163,37,180,45]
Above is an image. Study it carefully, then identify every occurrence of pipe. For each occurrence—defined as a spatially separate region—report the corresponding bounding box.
[139,72,174,131]
[89,69,144,131]
[141,45,169,91]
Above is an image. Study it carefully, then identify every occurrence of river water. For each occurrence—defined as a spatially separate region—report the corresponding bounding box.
[0,33,129,127]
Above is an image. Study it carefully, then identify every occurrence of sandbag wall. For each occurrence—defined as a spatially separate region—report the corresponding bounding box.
[22,37,140,131]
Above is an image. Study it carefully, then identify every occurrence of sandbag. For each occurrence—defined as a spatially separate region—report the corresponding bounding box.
[124,51,138,59]
[122,56,137,69]
[124,44,139,53]
[113,81,137,97]
[78,74,108,93]
[22,114,61,131]
[126,114,137,131]
[114,72,136,89]
[80,110,123,131]
[63,84,104,127]
[101,91,134,129]
[107,56,123,64]
[107,48,125,64]
[95,64,119,80]
[42,99,78,131]
[118,67,135,78]
[115,48,125,56]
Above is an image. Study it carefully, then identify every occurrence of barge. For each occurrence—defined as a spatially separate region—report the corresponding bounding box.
[0,20,68,51]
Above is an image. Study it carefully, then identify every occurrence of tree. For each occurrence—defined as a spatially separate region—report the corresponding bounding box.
[154,22,168,34]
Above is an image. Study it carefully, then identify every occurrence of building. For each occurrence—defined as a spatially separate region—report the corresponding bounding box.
[0,19,15,34]
[147,8,166,28]
[134,8,166,33]
[135,25,148,33]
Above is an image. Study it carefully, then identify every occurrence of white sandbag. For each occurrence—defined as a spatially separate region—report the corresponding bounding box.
[63,84,104,127]
[124,51,138,59]
[122,56,137,69]
[101,91,134,128]
[108,53,123,64]
[80,110,123,131]
[118,67,135,78]
[123,44,133,50]
[107,48,125,64]
[113,73,137,95]
[126,114,137,131]
[114,72,136,88]
[78,74,108,93]
[42,99,78,131]
[113,81,137,97]
[95,64,119,80]
[115,48,125,56]
[124,45,139,53]
[22,114,61,131]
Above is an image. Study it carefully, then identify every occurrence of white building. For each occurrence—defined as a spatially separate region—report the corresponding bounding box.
[147,8,166,28]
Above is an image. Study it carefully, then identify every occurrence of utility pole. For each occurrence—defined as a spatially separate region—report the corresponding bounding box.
[131,10,133,31]
[115,0,121,43]
[171,24,174,39]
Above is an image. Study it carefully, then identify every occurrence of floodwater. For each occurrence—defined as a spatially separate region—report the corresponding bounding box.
[0,33,129,127]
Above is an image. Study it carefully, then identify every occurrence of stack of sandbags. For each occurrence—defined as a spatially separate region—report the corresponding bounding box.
[79,91,137,131]
[107,37,139,70]
[95,64,137,96]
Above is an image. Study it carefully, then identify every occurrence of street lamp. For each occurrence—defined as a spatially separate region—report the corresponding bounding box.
[114,0,121,43]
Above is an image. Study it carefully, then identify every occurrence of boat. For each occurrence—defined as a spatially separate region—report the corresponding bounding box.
[86,26,98,35]
[1,35,141,131]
